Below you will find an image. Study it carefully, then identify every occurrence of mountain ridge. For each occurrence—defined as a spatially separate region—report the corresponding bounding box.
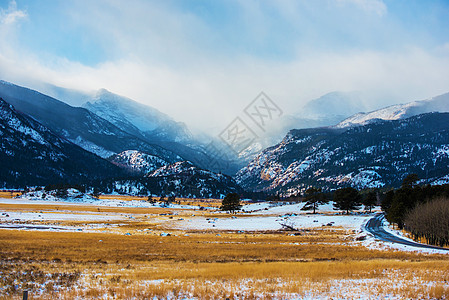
[336,92,449,128]
[0,80,182,162]
[0,97,124,187]
[236,112,449,195]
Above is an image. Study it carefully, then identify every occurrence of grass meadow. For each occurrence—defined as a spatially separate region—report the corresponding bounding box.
[1,195,448,299]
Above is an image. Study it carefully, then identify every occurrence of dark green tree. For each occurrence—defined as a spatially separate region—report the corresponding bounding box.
[92,187,101,199]
[220,193,241,213]
[333,187,361,214]
[56,188,68,199]
[159,195,168,207]
[402,173,419,189]
[363,191,377,213]
[167,195,176,203]
[301,187,328,214]
[381,190,395,212]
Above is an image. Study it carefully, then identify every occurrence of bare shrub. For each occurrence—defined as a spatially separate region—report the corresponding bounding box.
[404,197,449,247]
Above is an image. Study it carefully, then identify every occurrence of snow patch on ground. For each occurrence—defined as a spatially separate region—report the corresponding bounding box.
[175,214,368,231]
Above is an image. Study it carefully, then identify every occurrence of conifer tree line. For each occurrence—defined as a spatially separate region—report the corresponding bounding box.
[285,174,449,247]
[298,187,376,214]
[381,174,449,247]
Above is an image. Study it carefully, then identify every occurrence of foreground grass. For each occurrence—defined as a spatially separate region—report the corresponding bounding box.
[2,258,449,299]
[1,228,448,299]
[1,197,448,299]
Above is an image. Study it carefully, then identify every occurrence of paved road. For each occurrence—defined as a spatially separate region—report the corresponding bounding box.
[364,213,449,251]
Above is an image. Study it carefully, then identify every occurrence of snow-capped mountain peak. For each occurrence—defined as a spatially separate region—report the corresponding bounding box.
[83,89,193,143]
[336,92,449,128]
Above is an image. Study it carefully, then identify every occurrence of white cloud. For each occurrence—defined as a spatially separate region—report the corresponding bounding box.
[335,0,387,16]
[0,1,27,25]
[2,45,449,135]
[1,0,448,136]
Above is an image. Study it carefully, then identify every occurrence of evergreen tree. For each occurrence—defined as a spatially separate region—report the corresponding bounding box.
[55,188,68,199]
[167,195,176,204]
[92,187,101,199]
[301,187,328,214]
[381,190,395,212]
[402,173,419,189]
[220,193,241,213]
[363,191,377,213]
[333,187,361,214]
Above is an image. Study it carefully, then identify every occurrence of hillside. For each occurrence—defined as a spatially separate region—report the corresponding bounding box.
[94,161,242,198]
[337,92,449,128]
[109,150,169,174]
[236,112,449,194]
[0,80,181,162]
[0,98,124,187]
[83,89,193,143]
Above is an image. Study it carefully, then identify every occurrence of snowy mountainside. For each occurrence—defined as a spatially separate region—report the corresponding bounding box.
[0,80,181,162]
[82,88,237,174]
[236,112,449,194]
[148,161,197,177]
[83,89,193,143]
[235,91,373,166]
[109,150,169,174]
[95,161,242,198]
[0,98,124,187]
[337,92,449,128]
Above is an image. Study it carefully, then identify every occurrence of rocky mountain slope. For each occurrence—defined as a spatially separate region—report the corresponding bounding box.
[95,161,242,198]
[236,112,449,194]
[83,89,238,174]
[83,89,193,144]
[109,150,169,174]
[0,98,124,187]
[0,80,181,162]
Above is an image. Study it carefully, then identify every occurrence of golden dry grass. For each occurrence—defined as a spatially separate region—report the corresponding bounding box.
[0,202,184,215]
[1,200,449,299]
[2,229,443,264]
[0,191,21,198]
[2,252,448,299]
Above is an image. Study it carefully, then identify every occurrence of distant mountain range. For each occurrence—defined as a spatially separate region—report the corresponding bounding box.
[83,88,237,174]
[0,98,124,187]
[0,80,239,191]
[84,88,193,144]
[236,112,449,194]
[336,92,449,128]
[2,79,449,196]
[236,91,375,164]
[0,80,181,161]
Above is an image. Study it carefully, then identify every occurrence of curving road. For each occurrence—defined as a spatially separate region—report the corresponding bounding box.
[364,213,449,251]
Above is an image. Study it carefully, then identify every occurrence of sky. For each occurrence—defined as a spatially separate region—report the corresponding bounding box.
[1,0,449,134]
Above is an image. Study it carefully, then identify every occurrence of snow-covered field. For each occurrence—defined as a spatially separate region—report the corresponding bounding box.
[176,212,368,231]
[1,193,448,299]
[1,193,448,255]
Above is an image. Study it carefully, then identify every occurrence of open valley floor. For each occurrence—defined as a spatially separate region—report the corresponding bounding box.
[1,193,448,299]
